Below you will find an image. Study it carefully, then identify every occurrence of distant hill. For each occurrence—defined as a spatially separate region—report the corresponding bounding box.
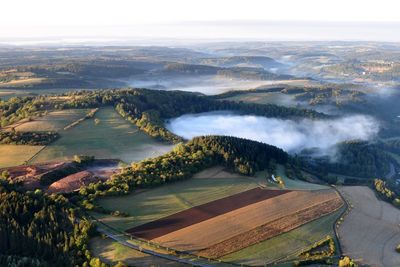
[198,56,284,69]
[161,63,292,80]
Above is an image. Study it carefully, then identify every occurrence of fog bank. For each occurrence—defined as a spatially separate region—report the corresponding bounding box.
[166,112,379,155]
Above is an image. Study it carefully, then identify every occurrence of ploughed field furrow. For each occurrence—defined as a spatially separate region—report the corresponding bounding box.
[127,188,291,239]
[198,197,344,258]
[152,189,339,251]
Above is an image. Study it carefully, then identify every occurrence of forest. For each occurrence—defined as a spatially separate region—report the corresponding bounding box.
[0,180,105,267]
[310,141,392,180]
[0,131,59,145]
[77,135,288,209]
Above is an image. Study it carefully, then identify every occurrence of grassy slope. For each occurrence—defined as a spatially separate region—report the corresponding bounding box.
[95,167,328,231]
[14,109,90,132]
[274,164,328,190]
[0,145,44,168]
[221,206,344,266]
[90,236,188,267]
[94,176,264,231]
[30,106,172,164]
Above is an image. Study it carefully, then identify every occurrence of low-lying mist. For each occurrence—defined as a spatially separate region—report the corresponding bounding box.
[166,112,379,156]
[126,75,292,95]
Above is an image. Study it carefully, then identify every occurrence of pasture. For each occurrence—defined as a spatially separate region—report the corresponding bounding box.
[13,109,90,132]
[338,186,400,267]
[90,236,186,267]
[30,107,172,164]
[0,144,44,168]
[274,164,328,190]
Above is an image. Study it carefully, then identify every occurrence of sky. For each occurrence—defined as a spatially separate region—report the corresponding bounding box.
[1,0,400,43]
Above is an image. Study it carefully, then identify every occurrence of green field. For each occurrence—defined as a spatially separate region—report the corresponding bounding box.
[90,236,184,267]
[93,167,339,265]
[94,167,328,231]
[274,164,328,190]
[30,106,172,164]
[14,109,90,132]
[94,176,263,231]
[221,206,344,265]
[0,144,44,168]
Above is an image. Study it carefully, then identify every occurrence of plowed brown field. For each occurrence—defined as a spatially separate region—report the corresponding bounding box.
[199,197,343,258]
[127,188,291,239]
[152,189,340,251]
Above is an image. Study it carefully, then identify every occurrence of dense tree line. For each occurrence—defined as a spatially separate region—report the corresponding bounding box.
[0,180,104,267]
[312,141,391,179]
[1,88,327,143]
[0,130,59,145]
[111,88,326,142]
[0,97,39,127]
[77,136,288,208]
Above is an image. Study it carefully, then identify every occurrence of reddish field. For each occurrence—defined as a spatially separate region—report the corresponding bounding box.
[198,197,343,258]
[152,190,340,251]
[1,161,72,189]
[127,188,291,239]
[47,170,99,193]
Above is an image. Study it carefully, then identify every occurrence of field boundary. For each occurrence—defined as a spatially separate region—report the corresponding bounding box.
[127,188,291,240]
[25,145,48,165]
[87,212,250,267]
[331,185,351,256]
[199,197,343,258]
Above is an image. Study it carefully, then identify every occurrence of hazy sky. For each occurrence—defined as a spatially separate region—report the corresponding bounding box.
[1,0,400,42]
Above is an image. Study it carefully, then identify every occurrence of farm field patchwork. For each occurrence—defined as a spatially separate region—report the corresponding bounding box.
[94,175,262,231]
[338,186,400,267]
[221,206,344,265]
[93,167,342,264]
[30,106,172,164]
[148,189,342,253]
[127,188,291,239]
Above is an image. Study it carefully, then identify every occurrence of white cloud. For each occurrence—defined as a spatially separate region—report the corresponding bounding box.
[166,112,379,154]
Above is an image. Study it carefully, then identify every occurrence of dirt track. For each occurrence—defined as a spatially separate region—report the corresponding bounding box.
[338,186,400,267]
[152,189,339,251]
[127,188,291,239]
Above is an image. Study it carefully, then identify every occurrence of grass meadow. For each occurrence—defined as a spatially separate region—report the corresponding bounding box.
[30,107,172,164]
[0,145,44,168]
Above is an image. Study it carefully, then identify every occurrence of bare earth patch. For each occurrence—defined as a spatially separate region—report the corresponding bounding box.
[338,186,400,267]
[47,170,98,193]
[0,159,67,188]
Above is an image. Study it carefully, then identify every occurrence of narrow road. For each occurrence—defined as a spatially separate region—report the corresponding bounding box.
[95,224,240,267]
